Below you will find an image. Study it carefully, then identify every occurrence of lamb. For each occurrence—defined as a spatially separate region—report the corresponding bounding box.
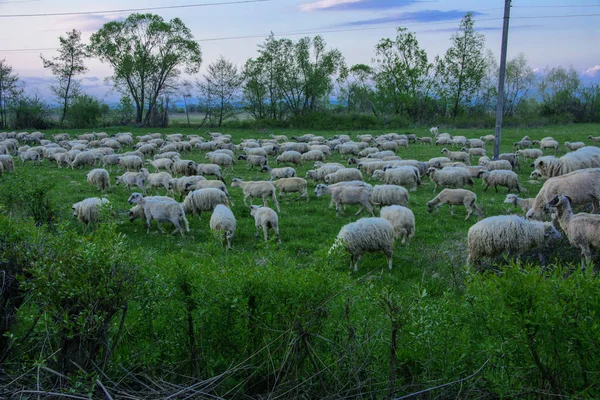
[173,159,197,176]
[301,149,326,162]
[270,134,288,142]
[565,142,586,151]
[427,167,474,192]
[380,205,415,245]
[526,168,600,220]
[154,151,181,161]
[168,176,206,200]
[230,178,280,211]
[461,147,486,157]
[86,168,110,191]
[140,168,173,193]
[377,141,398,152]
[314,184,374,217]
[127,193,189,236]
[373,166,420,192]
[545,195,600,269]
[427,189,481,221]
[466,215,561,267]
[430,126,439,136]
[504,194,535,215]
[115,172,147,195]
[146,158,174,174]
[479,159,513,171]
[72,197,110,225]
[276,151,303,167]
[329,217,395,271]
[479,134,495,144]
[324,168,363,184]
[478,170,524,193]
[238,154,268,170]
[273,177,309,202]
[210,204,236,250]
[70,151,97,169]
[427,157,451,169]
[0,155,15,172]
[359,147,379,157]
[250,205,280,243]
[119,155,143,171]
[516,149,543,160]
[262,165,296,180]
[370,185,409,207]
[183,188,230,219]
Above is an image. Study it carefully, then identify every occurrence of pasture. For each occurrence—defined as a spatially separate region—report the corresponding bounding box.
[3,123,600,398]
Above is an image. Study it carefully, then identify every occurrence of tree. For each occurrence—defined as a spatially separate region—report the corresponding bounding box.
[242,58,271,120]
[503,53,536,116]
[197,56,242,127]
[371,27,431,119]
[89,13,202,126]
[0,59,22,129]
[539,66,581,118]
[442,12,487,118]
[338,64,376,115]
[41,30,89,124]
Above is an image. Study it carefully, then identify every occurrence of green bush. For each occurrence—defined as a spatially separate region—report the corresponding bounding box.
[67,94,105,128]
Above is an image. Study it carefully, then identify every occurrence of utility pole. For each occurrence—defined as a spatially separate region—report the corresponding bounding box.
[493,0,512,160]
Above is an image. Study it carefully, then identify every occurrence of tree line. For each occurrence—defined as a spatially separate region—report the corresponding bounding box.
[0,12,598,130]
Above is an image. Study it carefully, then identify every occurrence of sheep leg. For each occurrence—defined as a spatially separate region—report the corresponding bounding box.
[495,185,498,193]
[580,246,592,271]
[272,191,280,212]
[484,184,489,192]
[365,202,375,217]
[243,195,250,207]
[465,204,473,221]
[449,205,454,217]
[303,190,309,203]
[262,224,269,241]
[156,221,166,234]
[592,198,600,214]
[254,225,260,239]
[384,248,393,270]
[354,205,364,216]
[336,202,345,216]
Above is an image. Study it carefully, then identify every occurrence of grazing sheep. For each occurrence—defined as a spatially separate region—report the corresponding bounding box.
[276,151,303,167]
[238,154,268,170]
[380,205,415,245]
[140,168,173,193]
[533,139,559,152]
[588,135,600,142]
[370,185,409,207]
[250,205,280,242]
[210,204,236,250]
[427,189,481,221]
[499,153,520,171]
[386,160,428,177]
[504,194,535,215]
[115,172,147,195]
[230,178,280,211]
[427,167,474,192]
[479,170,524,193]
[195,163,224,182]
[373,166,420,192]
[119,155,143,172]
[146,158,174,174]
[367,150,395,159]
[184,180,233,206]
[545,195,600,269]
[479,159,513,171]
[513,139,532,149]
[531,147,600,179]
[86,168,110,191]
[183,188,230,219]
[337,143,360,156]
[359,147,379,157]
[565,142,586,152]
[173,159,197,176]
[154,151,181,161]
[526,168,600,220]
[358,161,389,177]
[55,153,72,168]
[377,141,398,152]
[72,197,110,225]
[273,177,309,202]
[329,217,395,271]
[262,165,296,180]
[314,184,374,217]
[461,147,486,157]
[428,157,451,168]
[516,149,543,160]
[417,137,433,145]
[0,155,15,172]
[207,152,234,169]
[70,151,97,169]
[466,139,485,149]
[127,193,189,236]
[245,147,267,157]
[430,126,440,136]
[168,176,206,200]
[301,149,326,162]
[324,168,363,184]
[467,215,561,267]
[481,134,495,144]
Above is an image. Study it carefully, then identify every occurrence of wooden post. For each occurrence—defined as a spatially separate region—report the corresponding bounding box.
[493,0,512,159]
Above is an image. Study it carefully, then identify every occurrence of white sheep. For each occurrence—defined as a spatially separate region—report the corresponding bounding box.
[499,153,520,171]
[230,178,280,211]
[72,197,110,225]
[273,177,309,202]
[183,188,230,219]
[250,205,280,243]
[237,154,268,170]
[516,149,543,160]
[373,166,420,192]
[127,193,189,236]
[380,205,415,245]
[466,138,485,149]
[262,166,296,180]
[467,215,561,268]
[324,168,363,184]
[0,155,15,172]
[427,167,474,192]
[210,204,236,250]
[119,155,143,172]
[479,170,524,193]
[531,147,600,179]
[565,142,586,151]
[314,184,374,217]
[301,149,326,162]
[588,135,600,142]
[115,172,147,195]
[427,189,481,220]
[140,168,173,193]
[461,147,486,157]
[504,194,535,215]
[173,159,197,176]
[86,168,110,191]
[430,126,439,136]
[370,185,409,207]
[70,151,97,169]
[329,217,395,271]
[337,143,360,155]
[146,158,174,174]
[545,195,600,269]
[168,176,206,200]
[533,139,559,152]
[479,159,512,171]
[276,151,303,167]
[366,150,395,159]
[185,180,234,206]
[207,152,234,169]
[513,139,532,149]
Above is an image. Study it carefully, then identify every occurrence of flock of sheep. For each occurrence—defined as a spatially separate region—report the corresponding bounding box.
[2,126,600,271]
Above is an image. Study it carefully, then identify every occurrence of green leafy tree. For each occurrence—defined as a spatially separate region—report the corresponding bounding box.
[116,95,135,124]
[242,57,271,120]
[539,66,581,118]
[68,94,103,128]
[88,13,202,126]
[441,12,487,118]
[197,56,242,127]
[503,53,536,116]
[0,59,22,129]
[338,64,376,115]
[41,29,89,124]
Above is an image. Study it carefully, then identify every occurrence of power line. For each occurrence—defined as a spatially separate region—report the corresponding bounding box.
[0,0,269,18]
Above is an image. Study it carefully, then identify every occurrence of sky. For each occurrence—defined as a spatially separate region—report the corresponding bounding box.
[0,0,599,103]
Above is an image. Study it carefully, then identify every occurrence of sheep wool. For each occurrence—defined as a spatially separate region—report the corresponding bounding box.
[72,197,110,225]
[250,205,280,242]
[183,188,230,219]
[210,204,237,250]
[87,168,111,191]
[380,206,415,245]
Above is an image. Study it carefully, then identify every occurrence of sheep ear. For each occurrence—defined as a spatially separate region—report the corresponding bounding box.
[564,195,573,205]
[548,196,560,206]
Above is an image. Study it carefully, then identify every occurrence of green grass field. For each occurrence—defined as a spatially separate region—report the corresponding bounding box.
[4,123,600,397]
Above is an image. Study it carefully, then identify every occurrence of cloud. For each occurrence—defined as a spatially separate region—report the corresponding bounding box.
[50,14,126,33]
[337,9,482,27]
[420,24,541,34]
[583,65,600,77]
[82,76,100,82]
[298,0,426,12]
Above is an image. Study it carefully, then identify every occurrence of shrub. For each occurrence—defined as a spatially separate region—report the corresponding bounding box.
[67,94,105,128]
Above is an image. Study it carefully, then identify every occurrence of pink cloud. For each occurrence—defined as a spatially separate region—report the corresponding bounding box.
[298,0,362,12]
[583,65,600,77]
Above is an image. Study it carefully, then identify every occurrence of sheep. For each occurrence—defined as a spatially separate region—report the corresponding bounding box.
[427,167,474,192]
[276,151,303,167]
[172,159,197,176]
[70,151,97,169]
[545,195,600,269]
[417,137,433,145]
[370,185,409,207]
[262,165,296,180]
[588,135,600,142]
[367,151,395,159]
[451,136,467,148]
[213,149,235,158]
[504,194,535,215]
[428,157,451,168]
[324,168,363,184]
[272,177,309,202]
[72,197,110,225]
[337,143,360,156]
[479,170,524,193]
[230,178,280,212]
[380,205,415,245]
[526,168,600,220]
[329,217,395,271]
[513,139,532,149]
[461,147,486,157]
[373,166,420,192]
[168,176,206,200]
[533,139,559,152]
[479,159,513,171]
[140,168,173,193]
[119,155,143,172]
[357,161,389,177]
[377,141,398,152]
[270,134,289,142]
[207,152,234,169]
[184,180,233,206]
[195,163,224,182]
[430,126,439,136]
[210,204,236,250]
[466,215,561,268]
[516,149,543,160]
[146,158,174,174]
[435,137,451,146]
[250,205,280,243]
[427,189,481,221]
[245,147,267,157]
[183,188,230,219]
[440,148,470,165]
[86,169,110,191]
[565,142,586,152]
[480,134,495,144]
[386,160,428,177]
[531,147,600,179]
[466,138,485,149]
[115,172,147,195]
[358,147,379,157]
[237,154,268,170]
[301,149,326,162]
[499,153,520,171]
[0,155,15,172]
[55,153,72,168]
[314,184,374,217]
[127,193,189,236]
[154,151,181,161]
